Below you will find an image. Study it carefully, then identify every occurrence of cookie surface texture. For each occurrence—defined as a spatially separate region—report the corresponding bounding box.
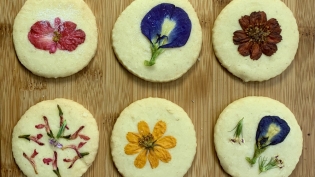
[111,97,197,177]
[212,0,299,82]
[112,0,202,82]
[214,96,302,177]
[12,98,99,177]
[13,0,98,78]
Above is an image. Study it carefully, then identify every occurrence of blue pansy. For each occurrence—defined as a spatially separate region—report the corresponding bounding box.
[141,3,192,66]
[246,116,290,165]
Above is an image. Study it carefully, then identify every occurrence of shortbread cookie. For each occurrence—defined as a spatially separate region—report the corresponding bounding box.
[112,0,202,82]
[12,98,99,177]
[111,97,196,177]
[214,96,302,177]
[212,0,299,82]
[13,0,98,78]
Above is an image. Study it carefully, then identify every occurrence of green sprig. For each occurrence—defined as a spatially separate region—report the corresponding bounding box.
[229,118,245,144]
[258,156,284,173]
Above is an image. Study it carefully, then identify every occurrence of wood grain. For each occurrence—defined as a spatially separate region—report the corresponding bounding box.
[1,0,314,176]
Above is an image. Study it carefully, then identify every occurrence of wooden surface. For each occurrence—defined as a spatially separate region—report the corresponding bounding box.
[1,0,314,176]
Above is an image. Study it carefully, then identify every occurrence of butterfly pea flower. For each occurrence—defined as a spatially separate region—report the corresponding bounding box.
[141,3,192,66]
[246,116,290,165]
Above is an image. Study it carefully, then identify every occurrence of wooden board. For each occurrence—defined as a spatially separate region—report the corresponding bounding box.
[1,0,314,176]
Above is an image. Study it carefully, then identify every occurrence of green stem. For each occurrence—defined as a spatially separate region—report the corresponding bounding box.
[57,120,67,139]
[246,145,267,166]
[144,44,164,66]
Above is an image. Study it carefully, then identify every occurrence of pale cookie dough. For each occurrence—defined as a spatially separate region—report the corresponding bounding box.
[111,97,196,177]
[12,98,99,177]
[112,0,202,82]
[214,96,302,177]
[212,0,299,82]
[13,0,98,78]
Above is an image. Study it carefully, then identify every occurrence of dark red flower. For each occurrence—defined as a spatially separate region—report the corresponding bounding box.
[28,17,85,54]
[233,11,282,60]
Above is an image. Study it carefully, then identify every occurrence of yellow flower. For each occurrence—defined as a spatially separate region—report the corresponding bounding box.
[124,120,177,169]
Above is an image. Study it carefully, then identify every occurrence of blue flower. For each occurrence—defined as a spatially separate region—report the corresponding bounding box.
[246,116,290,165]
[140,3,192,66]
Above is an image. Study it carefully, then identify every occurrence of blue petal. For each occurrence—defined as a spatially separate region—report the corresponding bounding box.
[255,116,290,148]
[140,3,192,48]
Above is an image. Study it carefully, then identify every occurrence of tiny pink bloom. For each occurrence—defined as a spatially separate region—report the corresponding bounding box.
[29,134,44,146]
[23,149,39,174]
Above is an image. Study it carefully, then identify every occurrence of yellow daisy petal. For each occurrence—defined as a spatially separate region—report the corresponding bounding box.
[155,136,177,149]
[148,149,159,169]
[152,121,166,140]
[153,146,172,163]
[124,143,142,155]
[126,132,141,143]
[134,149,147,168]
[138,121,150,136]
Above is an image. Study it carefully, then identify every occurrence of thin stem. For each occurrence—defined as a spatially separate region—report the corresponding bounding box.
[246,145,267,166]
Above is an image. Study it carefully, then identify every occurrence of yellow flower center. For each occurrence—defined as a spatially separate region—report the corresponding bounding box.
[53,31,61,42]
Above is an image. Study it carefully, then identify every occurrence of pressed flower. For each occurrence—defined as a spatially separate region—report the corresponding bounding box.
[35,116,55,138]
[57,105,69,130]
[43,151,61,177]
[246,116,290,165]
[23,149,39,174]
[229,118,245,144]
[18,134,44,146]
[233,11,282,60]
[28,17,86,54]
[62,142,87,158]
[62,125,90,140]
[63,152,89,169]
[141,3,192,66]
[258,155,284,173]
[124,120,176,169]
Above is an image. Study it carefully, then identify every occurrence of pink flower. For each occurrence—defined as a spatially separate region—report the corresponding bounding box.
[23,149,39,174]
[28,17,86,53]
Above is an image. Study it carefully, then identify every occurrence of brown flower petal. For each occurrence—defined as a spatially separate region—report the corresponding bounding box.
[155,136,177,149]
[152,121,166,140]
[124,143,142,155]
[154,146,172,163]
[238,42,252,56]
[250,11,267,25]
[138,121,150,136]
[266,33,282,44]
[148,150,159,169]
[126,132,141,143]
[250,43,262,60]
[239,15,250,30]
[266,18,281,34]
[134,150,147,168]
[233,30,250,45]
[261,43,278,56]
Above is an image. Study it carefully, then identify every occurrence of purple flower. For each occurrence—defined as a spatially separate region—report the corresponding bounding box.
[141,3,191,66]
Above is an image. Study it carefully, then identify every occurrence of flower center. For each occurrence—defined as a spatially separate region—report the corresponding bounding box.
[138,133,155,149]
[53,31,61,42]
[246,25,270,43]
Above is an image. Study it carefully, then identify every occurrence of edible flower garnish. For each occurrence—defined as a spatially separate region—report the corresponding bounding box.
[246,116,290,165]
[141,3,191,66]
[229,118,245,144]
[258,155,284,173]
[23,149,39,174]
[124,120,176,169]
[28,17,86,53]
[43,151,61,177]
[18,134,44,146]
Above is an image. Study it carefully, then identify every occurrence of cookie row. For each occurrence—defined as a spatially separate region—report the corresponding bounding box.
[13,97,302,177]
[13,0,298,82]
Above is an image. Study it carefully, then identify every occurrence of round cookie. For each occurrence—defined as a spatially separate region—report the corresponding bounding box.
[111,97,196,177]
[112,0,202,82]
[214,96,302,177]
[212,0,299,82]
[12,98,99,177]
[13,0,98,78]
